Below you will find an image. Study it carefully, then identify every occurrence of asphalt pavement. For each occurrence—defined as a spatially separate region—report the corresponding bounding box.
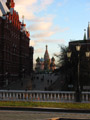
[0,110,90,120]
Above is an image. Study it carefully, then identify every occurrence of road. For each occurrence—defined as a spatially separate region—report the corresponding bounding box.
[0,110,90,120]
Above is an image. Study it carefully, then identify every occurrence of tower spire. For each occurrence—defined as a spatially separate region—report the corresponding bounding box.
[84,29,86,40]
[22,15,24,24]
[87,22,90,40]
[6,0,15,9]
[44,45,50,70]
[46,45,48,51]
[44,45,49,60]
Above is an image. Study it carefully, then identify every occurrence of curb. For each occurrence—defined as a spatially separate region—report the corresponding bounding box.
[0,107,90,113]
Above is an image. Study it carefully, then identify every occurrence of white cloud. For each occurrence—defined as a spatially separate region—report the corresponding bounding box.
[15,0,37,6]
[31,26,69,38]
[35,38,65,44]
[15,5,35,20]
[35,48,44,53]
[30,40,36,46]
[39,0,54,11]
[14,0,54,20]
[57,0,69,7]
[31,31,54,38]
[29,22,52,31]
[30,15,55,22]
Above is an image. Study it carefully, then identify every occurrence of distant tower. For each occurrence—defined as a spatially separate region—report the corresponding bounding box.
[44,45,50,70]
[6,0,15,9]
[83,29,86,40]
[44,45,49,60]
[87,22,90,40]
[21,16,26,32]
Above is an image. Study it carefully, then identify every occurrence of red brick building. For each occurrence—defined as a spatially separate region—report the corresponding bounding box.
[0,0,33,88]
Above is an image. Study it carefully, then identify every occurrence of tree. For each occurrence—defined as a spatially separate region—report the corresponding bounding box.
[55,44,90,91]
[54,45,69,68]
[54,45,75,91]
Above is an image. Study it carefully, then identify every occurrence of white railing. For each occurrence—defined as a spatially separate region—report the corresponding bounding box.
[0,90,90,102]
[82,92,90,102]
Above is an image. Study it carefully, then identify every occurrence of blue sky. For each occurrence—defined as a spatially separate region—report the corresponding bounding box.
[6,0,90,62]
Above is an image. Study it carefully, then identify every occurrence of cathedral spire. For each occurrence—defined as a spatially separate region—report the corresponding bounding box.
[46,45,48,51]
[6,0,15,9]
[87,22,90,40]
[44,45,50,70]
[44,45,50,60]
[84,29,86,40]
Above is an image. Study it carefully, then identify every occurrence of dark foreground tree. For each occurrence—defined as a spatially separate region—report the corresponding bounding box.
[53,44,90,91]
[53,45,75,91]
[54,45,69,68]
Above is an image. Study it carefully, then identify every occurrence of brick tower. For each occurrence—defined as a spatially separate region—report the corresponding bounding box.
[6,0,15,9]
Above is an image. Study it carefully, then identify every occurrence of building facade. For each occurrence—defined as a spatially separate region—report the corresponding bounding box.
[0,0,33,88]
[68,23,90,91]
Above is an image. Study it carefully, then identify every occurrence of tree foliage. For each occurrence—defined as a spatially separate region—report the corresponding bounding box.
[54,45,69,68]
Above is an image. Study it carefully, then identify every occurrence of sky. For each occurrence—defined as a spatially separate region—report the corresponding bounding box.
[4,0,90,63]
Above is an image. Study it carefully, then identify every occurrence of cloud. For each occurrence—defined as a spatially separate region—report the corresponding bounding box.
[57,0,69,7]
[15,0,37,6]
[35,38,65,44]
[31,31,54,38]
[29,22,52,31]
[39,0,54,11]
[31,0,54,13]
[30,15,55,22]
[14,0,54,21]
[35,48,44,53]
[31,27,69,38]
[53,26,69,32]
[15,5,35,20]
[30,38,65,47]
[14,0,37,20]
[30,40,36,46]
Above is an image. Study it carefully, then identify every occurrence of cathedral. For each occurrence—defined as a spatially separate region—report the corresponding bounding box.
[0,0,33,88]
[35,45,56,72]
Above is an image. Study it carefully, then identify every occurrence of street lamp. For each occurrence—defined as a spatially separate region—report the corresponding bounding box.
[75,44,81,102]
[67,49,72,58]
[76,44,81,52]
[85,49,90,58]
[67,44,90,102]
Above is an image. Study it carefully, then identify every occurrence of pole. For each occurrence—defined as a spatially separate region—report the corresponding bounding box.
[76,53,81,102]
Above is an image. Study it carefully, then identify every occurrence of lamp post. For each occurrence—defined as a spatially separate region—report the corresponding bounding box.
[75,44,81,102]
[67,44,90,102]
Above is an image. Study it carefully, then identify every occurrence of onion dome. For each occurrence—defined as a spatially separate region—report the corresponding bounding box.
[36,57,40,63]
[40,58,44,62]
[51,57,55,62]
